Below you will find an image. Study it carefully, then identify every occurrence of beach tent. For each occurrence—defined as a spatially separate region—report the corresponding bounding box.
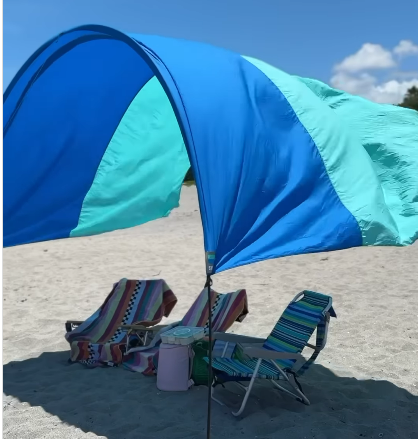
[3,24,418,438]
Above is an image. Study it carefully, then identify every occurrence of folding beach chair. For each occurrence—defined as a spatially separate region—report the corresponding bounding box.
[64,278,177,367]
[65,278,174,343]
[206,290,336,416]
[123,287,249,375]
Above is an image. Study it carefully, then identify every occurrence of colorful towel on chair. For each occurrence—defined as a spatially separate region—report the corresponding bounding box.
[123,288,249,375]
[65,279,177,367]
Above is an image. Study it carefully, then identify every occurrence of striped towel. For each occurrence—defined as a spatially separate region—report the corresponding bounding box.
[123,288,249,375]
[182,288,248,332]
[65,279,177,367]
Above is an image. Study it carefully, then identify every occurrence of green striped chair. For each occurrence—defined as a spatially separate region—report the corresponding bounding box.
[205,290,336,416]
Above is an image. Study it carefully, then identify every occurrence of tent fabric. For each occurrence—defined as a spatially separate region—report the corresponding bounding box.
[296,75,418,246]
[71,76,188,237]
[4,27,158,245]
[3,25,418,274]
[246,56,418,247]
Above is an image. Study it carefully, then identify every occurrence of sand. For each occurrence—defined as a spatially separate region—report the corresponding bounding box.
[3,186,418,439]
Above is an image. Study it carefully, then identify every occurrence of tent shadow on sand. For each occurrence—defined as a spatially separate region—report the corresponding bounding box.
[3,351,418,439]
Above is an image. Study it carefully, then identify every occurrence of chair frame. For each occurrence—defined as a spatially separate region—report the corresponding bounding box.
[65,320,168,346]
[210,292,333,416]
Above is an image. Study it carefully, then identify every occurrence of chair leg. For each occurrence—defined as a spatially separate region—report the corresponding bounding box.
[270,378,310,405]
[211,384,225,406]
[232,358,262,417]
[270,362,310,405]
[288,373,310,405]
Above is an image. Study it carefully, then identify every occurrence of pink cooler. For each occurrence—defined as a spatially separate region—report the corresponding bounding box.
[157,343,194,391]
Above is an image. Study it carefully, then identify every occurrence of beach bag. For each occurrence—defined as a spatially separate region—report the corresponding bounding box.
[191,340,210,386]
[157,343,194,391]
[191,339,239,386]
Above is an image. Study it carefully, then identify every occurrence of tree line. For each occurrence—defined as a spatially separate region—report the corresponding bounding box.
[398,86,418,111]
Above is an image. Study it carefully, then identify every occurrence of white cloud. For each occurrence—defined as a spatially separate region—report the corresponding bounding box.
[369,79,418,104]
[330,72,418,104]
[391,70,418,80]
[330,72,376,96]
[393,40,418,57]
[330,40,418,104]
[335,43,395,73]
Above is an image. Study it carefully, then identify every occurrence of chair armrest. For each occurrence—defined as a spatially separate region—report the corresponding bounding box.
[121,324,168,332]
[65,320,83,332]
[213,333,265,344]
[65,320,172,335]
[125,321,181,336]
[243,347,305,361]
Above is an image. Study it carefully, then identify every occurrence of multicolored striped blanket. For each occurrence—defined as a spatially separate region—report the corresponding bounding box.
[65,279,177,367]
[123,288,249,375]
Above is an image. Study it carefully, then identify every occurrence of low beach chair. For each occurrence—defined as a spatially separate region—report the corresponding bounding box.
[123,287,249,375]
[65,278,177,367]
[206,290,336,416]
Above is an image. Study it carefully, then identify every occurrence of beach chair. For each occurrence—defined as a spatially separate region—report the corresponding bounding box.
[65,278,177,367]
[65,279,172,343]
[123,288,249,375]
[206,290,336,416]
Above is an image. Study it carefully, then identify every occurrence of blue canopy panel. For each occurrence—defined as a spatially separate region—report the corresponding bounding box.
[130,34,364,272]
[3,25,362,273]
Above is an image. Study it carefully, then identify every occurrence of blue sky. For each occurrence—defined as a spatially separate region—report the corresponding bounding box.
[3,0,418,103]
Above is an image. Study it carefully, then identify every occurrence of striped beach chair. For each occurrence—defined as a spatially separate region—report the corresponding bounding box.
[65,279,177,367]
[123,288,249,375]
[206,290,336,416]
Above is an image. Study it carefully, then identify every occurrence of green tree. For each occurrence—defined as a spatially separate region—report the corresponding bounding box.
[399,86,418,111]
[184,167,194,182]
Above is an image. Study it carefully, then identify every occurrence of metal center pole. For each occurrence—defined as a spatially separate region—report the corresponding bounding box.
[206,274,213,439]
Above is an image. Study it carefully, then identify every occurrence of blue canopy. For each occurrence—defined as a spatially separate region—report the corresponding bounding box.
[4,25,418,273]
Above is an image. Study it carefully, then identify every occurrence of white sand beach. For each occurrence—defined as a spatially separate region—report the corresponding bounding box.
[3,186,418,439]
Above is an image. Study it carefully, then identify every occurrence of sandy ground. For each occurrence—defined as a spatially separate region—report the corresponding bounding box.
[3,186,418,439]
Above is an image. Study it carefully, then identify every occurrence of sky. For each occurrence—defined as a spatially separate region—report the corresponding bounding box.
[3,0,418,104]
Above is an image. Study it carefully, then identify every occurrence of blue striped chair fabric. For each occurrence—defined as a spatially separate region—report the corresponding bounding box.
[208,291,335,380]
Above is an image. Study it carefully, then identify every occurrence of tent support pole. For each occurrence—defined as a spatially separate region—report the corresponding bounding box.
[205,274,213,439]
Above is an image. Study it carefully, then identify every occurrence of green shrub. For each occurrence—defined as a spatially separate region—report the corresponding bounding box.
[184,167,194,182]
